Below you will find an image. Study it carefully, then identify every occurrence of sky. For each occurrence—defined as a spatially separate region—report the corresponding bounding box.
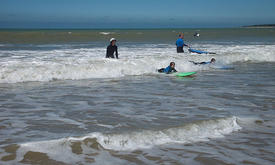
[0,0,275,29]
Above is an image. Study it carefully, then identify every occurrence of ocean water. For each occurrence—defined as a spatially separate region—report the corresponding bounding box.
[0,28,275,165]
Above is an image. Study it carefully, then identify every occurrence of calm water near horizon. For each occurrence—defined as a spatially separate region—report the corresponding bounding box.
[0,28,275,164]
[1,28,275,44]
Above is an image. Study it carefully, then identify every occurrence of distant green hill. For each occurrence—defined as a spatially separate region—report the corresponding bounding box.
[242,24,275,28]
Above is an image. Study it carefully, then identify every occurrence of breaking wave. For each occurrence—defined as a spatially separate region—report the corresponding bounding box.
[13,116,241,164]
[0,44,274,83]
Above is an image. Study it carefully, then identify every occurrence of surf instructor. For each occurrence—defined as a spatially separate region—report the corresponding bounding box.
[106,38,118,59]
[176,33,188,53]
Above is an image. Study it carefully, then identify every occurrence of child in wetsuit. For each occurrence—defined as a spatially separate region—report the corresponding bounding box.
[158,62,177,74]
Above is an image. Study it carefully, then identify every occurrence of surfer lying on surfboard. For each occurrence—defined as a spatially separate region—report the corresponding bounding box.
[190,58,216,65]
[158,62,177,74]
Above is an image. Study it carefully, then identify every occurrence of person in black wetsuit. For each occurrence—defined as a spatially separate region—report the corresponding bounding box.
[190,58,216,65]
[106,38,118,59]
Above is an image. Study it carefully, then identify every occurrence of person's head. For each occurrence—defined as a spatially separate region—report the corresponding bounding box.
[110,38,116,46]
[170,62,175,68]
[210,58,216,63]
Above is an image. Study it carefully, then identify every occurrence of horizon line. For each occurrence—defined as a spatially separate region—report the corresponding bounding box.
[0,27,244,30]
[1,23,274,30]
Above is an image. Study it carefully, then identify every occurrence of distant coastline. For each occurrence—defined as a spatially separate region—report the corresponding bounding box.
[242,24,275,28]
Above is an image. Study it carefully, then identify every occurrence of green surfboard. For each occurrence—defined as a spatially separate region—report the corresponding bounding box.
[175,72,196,77]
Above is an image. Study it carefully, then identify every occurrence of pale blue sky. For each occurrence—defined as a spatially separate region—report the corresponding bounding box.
[0,0,274,28]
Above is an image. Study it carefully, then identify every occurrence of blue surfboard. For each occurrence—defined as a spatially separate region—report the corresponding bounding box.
[210,65,234,70]
[188,48,216,54]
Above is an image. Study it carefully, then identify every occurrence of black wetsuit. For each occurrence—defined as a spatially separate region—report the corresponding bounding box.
[106,44,118,59]
[190,61,210,65]
[177,47,184,53]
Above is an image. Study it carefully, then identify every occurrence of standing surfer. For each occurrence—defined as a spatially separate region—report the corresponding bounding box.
[176,33,188,53]
[106,38,119,59]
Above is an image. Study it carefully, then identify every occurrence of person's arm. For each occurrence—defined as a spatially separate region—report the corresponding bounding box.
[183,40,188,47]
[115,46,118,59]
[189,61,198,65]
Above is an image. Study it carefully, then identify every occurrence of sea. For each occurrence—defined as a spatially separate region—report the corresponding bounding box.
[0,28,275,165]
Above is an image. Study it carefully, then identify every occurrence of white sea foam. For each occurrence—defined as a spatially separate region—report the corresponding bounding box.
[0,44,274,83]
[99,32,113,35]
[91,116,241,151]
[15,116,241,164]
